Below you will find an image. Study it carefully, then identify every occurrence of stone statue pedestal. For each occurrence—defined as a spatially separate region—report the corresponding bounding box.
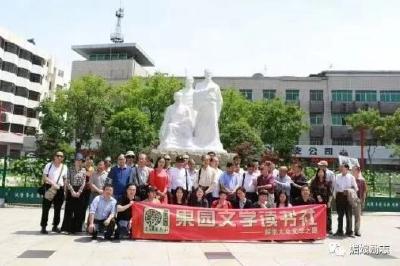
[150,149,236,167]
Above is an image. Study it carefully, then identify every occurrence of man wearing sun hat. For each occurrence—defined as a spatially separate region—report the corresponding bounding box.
[317,160,335,235]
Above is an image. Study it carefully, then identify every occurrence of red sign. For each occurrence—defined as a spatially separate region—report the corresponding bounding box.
[132,203,326,241]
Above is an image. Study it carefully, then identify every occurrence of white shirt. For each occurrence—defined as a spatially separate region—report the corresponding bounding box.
[325,169,336,183]
[238,171,258,193]
[42,162,68,186]
[272,169,279,178]
[169,167,192,191]
[334,173,358,196]
[212,168,223,198]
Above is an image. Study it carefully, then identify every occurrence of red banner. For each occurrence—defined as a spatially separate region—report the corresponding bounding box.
[132,203,326,241]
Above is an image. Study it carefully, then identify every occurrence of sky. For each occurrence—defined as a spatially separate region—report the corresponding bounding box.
[2,0,400,80]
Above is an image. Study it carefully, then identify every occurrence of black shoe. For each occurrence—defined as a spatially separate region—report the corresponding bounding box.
[346,231,354,237]
[334,231,344,236]
[114,233,120,240]
[91,232,98,240]
[355,232,361,237]
[40,227,48,234]
[328,230,333,235]
[52,226,61,233]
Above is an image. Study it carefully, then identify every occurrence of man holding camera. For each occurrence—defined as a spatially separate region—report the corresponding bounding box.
[40,151,68,234]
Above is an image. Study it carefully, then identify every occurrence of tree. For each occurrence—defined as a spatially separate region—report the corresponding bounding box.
[375,109,400,157]
[220,119,264,163]
[249,99,308,160]
[109,73,182,133]
[101,107,155,158]
[219,89,253,127]
[346,108,382,168]
[36,94,74,159]
[64,75,111,150]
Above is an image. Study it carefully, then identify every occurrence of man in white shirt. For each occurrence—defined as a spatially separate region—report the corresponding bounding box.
[210,156,223,201]
[334,164,358,237]
[239,162,258,203]
[168,155,192,196]
[40,151,68,234]
[194,154,218,204]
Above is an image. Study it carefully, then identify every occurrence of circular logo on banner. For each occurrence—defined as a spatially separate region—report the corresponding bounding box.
[145,208,163,226]
[143,207,170,234]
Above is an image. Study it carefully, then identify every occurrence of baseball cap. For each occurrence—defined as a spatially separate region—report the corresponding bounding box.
[126,151,135,157]
[75,153,84,161]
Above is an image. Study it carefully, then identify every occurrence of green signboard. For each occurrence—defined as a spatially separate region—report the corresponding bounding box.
[364,197,400,212]
[0,187,42,204]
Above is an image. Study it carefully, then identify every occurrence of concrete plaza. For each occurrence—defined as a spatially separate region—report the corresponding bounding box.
[0,206,398,266]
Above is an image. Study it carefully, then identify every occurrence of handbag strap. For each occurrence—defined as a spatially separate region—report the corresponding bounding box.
[242,173,246,187]
[55,164,64,185]
[185,169,189,191]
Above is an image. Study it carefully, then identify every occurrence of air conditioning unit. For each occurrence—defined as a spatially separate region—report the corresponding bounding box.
[0,112,10,123]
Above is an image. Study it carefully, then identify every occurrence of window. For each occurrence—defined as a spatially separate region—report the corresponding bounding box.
[355,90,377,102]
[29,73,42,83]
[32,55,44,66]
[310,114,323,125]
[332,90,352,102]
[0,81,15,94]
[263,89,276,100]
[57,70,64,77]
[15,86,28,98]
[2,61,17,74]
[332,113,348,125]
[13,105,25,116]
[239,89,253,100]
[28,90,40,101]
[24,126,36,136]
[26,108,37,118]
[0,101,13,113]
[0,37,4,49]
[10,124,24,134]
[17,68,30,79]
[310,137,323,145]
[4,42,19,54]
[286,89,299,101]
[310,90,323,101]
[332,138,353,146]
[0,123,10,132]
[19,49,32,61]
[380,91,400,102]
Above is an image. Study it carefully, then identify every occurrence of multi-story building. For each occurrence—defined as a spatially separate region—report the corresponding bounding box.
[212,71,400,166]
[0,27,67,157]
[71,42,154,83]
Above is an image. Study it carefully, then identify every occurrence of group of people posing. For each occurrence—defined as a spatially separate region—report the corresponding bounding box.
[39,150,367,240]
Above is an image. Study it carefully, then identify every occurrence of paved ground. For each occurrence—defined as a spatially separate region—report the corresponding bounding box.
[0,206,399,266]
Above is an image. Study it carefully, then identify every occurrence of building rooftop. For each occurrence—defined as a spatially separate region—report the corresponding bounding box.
[71,43,154,67]
[311,70,400,77]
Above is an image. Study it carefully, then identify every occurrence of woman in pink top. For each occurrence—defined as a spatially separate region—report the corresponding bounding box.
[211,191,232,209]
[149,157,169,204]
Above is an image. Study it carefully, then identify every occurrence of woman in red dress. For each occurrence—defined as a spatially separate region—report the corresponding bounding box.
[149,157,169,204]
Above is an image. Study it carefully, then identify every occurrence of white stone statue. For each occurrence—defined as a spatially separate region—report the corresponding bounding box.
[158,71,226,153]
[193,70,224,152]
[158,91,194,150]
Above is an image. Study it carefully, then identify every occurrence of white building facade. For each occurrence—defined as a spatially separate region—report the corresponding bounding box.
[0,27,67,157]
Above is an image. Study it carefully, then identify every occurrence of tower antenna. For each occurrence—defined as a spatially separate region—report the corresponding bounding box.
[110,5,124,43]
